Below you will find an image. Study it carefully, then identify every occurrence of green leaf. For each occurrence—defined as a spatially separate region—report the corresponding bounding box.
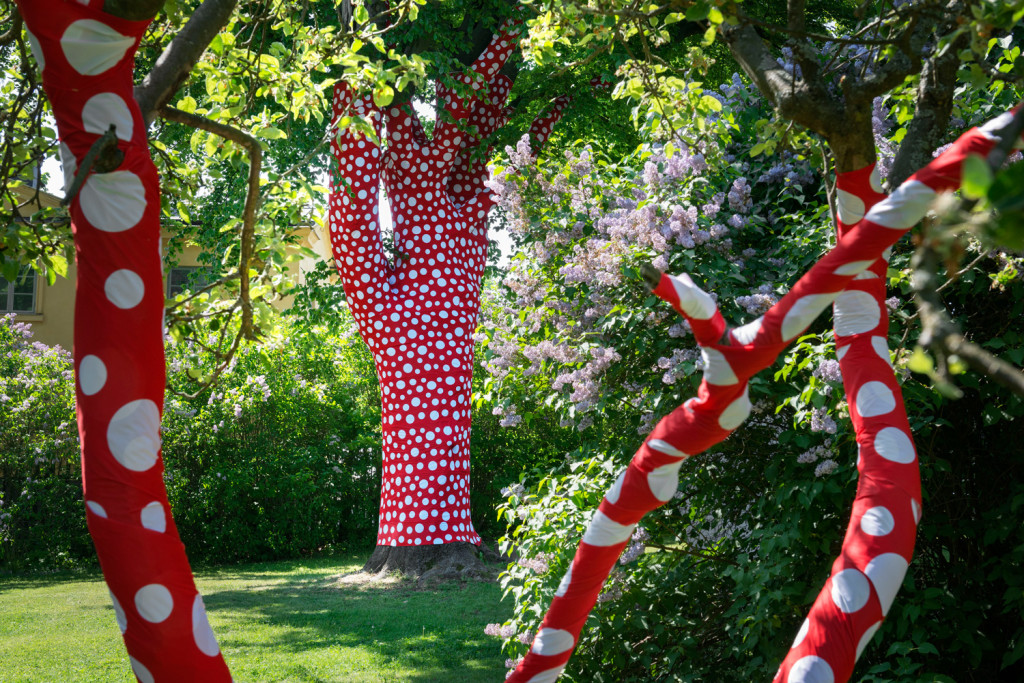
[962,154,993,199]
[908,347,934,374]
[257,126,286,140]
[354,3,369,25]
[177,95,198,114]
[373,85,395,107]
[702,25,717,46]
[988,161,1024,213]
[701,94,722,112]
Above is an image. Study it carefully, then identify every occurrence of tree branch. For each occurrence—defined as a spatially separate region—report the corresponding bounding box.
[159,106,261,340]
[0,5,22,46]
[61,125,123,206]
[912,243,1024,399]
[787,0,806,36]
[887,33,967,187]
[134,0,239,125]
[102,0,166,21]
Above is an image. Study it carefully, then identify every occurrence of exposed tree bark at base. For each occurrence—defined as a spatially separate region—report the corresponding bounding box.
[362,541,507,585]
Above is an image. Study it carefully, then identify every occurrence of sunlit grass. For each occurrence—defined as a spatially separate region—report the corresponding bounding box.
[0,552,509,682]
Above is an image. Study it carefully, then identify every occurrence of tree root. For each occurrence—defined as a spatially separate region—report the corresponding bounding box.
[362,541,509,587]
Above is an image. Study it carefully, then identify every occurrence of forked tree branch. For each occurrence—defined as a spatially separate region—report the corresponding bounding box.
[134,0,239,124]
[159,105,262,341]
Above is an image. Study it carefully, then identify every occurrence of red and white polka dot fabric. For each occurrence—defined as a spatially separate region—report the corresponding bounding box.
[327,20,522,547]
[17,1,231,681]
[507,114,1024,683]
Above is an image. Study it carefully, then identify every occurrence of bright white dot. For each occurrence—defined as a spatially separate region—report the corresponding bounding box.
[61,19,134,76]
[134,584,174,623]
[79,355,107,395]
[104,269,145,309]
[79,171,147,232]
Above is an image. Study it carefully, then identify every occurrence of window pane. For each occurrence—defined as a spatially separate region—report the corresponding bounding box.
[13,270,34,294]
[12,293,34,313]
[1,266,36,313]
[167,267,209,298]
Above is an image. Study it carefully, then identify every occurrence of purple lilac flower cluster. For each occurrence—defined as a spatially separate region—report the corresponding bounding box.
[813,359,843,383]
[619,526,649,565]
[517,552,552,574]
[797,443,833,464]
[809,406,838,434]
[735,284,779,317]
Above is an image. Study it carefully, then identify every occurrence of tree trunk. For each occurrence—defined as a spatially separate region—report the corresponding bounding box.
[327,22,522,554]
[19,0,232,679]
[363,541,501,583]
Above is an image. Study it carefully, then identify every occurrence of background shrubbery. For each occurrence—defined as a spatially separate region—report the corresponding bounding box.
[0,300,575,571]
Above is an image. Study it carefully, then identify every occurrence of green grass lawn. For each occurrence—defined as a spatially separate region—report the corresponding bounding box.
[0,552,511,682]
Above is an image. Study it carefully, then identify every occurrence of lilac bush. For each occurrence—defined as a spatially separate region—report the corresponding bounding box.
[479,75,879,680]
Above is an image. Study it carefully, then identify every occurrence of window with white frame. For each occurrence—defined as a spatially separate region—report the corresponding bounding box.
[1,266,37,314]
[166,266,210,299]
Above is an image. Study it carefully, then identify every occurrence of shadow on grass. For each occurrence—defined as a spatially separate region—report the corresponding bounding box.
[0,569,104,594]
[197,554,509,682]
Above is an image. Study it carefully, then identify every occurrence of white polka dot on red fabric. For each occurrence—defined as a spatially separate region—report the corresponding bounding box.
[79,354,107,395]
[531,628,574,656]
[781,293,838,341]
[870,336,893,367]
[135,584,173,623]
[82,92,134,141]
[646,439,687,458]
[61,19,134,76]
[834,290,880,336]
[860,506,895,536]
[731,316,762,345]
[830,568,870,613]
[86,500,107,517]
[25,27,45,71]
[526,667,567,683]
[833,260,873,276]
[836,188,865,225]
[869,166,884,193]
[701,347,738,385]
[856,621,882,660]
[874,427,915,464]
[668,273,716,320]
[104,269,145,309]
[605,469,627,505]
[718,386,751,431]
[911,498,921,524]
[129,657,154,683]
[856,381,896,417]
[192,594,220,656]
[864,552,908,615]
[865,180,936,230]
[646,461,682,502]
[787,655,834,683]
[59,142,77,195]
[80,171,147,232]
[791,618,810,648]
[555,565,573,597]
[140,501,166,532]
[107,399,161,472]
[109,590,127,633]
[582,511,634,547]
